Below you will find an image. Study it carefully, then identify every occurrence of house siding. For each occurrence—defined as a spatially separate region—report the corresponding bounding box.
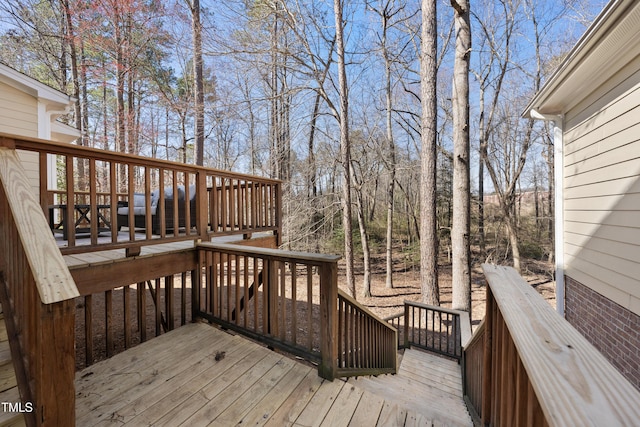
[565,276,640,391]
[563,58,640,316]
[0,81,41,197]
[0,81,39,136]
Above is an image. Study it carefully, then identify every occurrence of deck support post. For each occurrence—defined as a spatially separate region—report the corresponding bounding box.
[318,261,338,381]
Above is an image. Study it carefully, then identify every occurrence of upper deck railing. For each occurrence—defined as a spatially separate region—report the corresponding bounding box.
[5,133,281,255]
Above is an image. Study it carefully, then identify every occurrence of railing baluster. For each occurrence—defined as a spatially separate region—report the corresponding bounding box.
[291,262,297,345]
[181,271,187,326]
[124,285,131,348]
[106,289,113,357]
[85,294,93,365]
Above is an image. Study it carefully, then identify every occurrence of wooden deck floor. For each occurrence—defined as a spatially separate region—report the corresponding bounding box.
[76,322,471,426]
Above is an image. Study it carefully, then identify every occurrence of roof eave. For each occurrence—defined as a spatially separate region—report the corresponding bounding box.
[523,0,638,118]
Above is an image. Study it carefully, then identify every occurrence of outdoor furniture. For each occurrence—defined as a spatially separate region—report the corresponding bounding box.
[48,203,111,240]
[116,185,197,234]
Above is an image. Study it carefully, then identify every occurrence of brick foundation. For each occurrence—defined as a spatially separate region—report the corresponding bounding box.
[565,276,640,391]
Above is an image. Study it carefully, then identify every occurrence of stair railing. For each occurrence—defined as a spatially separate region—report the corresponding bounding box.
[0,141,79,426]
[385,301,471,361]
[462,264,640,426]
[194,242,397,380]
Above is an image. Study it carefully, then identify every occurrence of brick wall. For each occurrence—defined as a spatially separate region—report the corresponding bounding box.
[565,276,640,391]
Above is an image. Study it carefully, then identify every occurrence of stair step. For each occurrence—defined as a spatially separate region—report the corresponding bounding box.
[348,349,472,426]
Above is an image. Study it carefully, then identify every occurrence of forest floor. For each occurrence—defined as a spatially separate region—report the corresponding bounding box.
[339,250,556,330]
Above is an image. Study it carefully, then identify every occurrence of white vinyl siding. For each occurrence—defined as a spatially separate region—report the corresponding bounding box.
[0,81,41,197]
[563,65,640,315]
[0,81,38,137]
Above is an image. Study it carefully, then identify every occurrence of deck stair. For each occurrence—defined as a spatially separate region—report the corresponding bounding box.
[348,349,472,426]
[0,308,26,427]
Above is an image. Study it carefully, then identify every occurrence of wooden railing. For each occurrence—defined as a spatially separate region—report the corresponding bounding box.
[7,133,281,255]
[461,319,484,423]
[385,301,470,361]
[462,264,640,426]
[336,290,397,377]
[0,144,79,426]
[194,242,397,380]
[74,270,197,369]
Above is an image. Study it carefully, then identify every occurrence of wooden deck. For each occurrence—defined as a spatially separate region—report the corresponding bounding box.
[76,322,472,426]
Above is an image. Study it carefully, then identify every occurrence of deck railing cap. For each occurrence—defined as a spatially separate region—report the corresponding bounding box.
[0,147,79,303]
[482,263,640,426]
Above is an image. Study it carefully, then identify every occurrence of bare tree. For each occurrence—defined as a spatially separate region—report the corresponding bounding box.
[450,0,471,312]
[333,0,356,297]
[420,0,439,306]
[187,0,205,166]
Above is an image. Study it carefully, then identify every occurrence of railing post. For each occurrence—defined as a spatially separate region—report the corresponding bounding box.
[403,303,409,349]
[196,171,209,240]
[274,182,282,246]
[266,257,278,336]
[37,299,76,426]
[318,260,338,380]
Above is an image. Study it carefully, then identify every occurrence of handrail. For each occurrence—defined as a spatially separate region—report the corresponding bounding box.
[0,144,78,426]
[461,319,484,425]
[0,144,79,303]
[5,132,281,254]
[195,242,341,379]
[385,300,469,361]
[464,264,640,426]
[194,242,396,380]
[336,289,397,377]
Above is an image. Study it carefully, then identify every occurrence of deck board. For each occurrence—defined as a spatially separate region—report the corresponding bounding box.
[348,349,472,426]
[77,323,472,426]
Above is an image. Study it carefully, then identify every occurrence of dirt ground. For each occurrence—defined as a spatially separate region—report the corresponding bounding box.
[339,254,556,330]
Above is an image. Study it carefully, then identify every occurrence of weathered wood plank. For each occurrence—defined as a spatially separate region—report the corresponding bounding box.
[293,378,346,426]
[233,362,313,427]
[320,383,364,427]
[404,411,433,427]
[174,352,285,426]
[92,336,253,427]
[348,390,385,426]
[213,356,298,425]
[0,148,79,303]
[264,369,325,427]
[377,402,407,426]
[120,340,265,427]
[77,330,229,424]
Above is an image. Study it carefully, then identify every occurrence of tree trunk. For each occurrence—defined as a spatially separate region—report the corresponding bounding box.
[419,0,439,306]
[334,0,356,298]
[384,19,396,289]
[478,86,486,256]
[451,0,471,313]
[355,185,372,297]
[191,0,205,166]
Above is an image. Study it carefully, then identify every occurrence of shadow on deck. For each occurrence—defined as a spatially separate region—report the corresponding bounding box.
[76,322,471,427]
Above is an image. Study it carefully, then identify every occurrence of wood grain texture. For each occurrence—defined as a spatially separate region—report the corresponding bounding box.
[0,147,79,303]
[77,323,472,427]
[482,264,640,426]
